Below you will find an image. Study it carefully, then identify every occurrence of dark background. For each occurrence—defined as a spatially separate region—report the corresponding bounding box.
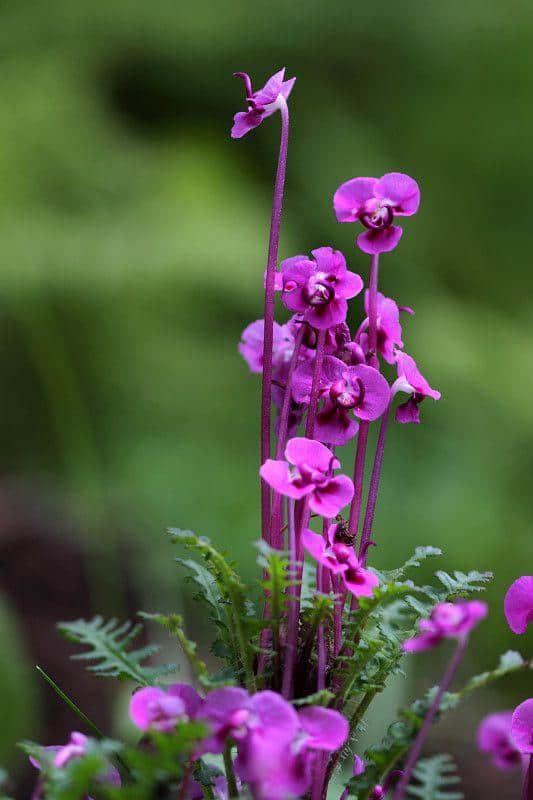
[0,1,531,797]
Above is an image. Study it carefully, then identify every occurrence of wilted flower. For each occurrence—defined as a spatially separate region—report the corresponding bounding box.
[392,350,441,423]
[231,69,295,138]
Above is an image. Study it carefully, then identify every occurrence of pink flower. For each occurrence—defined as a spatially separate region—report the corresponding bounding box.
[231,69,295,138]
[260,437,354,517]
[504,576,533,634]
[334,173,420,254]
[292,357,390,445]
[392,350,441,423]
[403,601,488,652]
[477,711,523,771]
[129,683,202,733]
[238,319,295,374]
[511,699,533,754]
[357,291,411,364]
[29,732,120,795]
[278,247,363,330]
[302,524,379,597]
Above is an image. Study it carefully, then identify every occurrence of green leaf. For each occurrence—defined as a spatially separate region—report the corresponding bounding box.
[407,754,464,799]
[291,689,335,707]
[379,546,443,582]
[460,649,528,694]
[57,617,174,685]
[434,570,492,597]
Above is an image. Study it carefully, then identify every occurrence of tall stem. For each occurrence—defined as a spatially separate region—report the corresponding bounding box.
[260,96,290,544]
[367,253,380,369]
[223,743,239,799]
[305,329,327,439]
[282,499,299,697]
[358,403,391,563]
[348,421,369,538]
[523,755,533,800]
[393,637,469,800]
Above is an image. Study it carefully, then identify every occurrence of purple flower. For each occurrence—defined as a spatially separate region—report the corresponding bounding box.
[238,319,295,374]
[403,601,488,652]
[511,699,533,754]
[260,437,354,517]
[129,683,202,733]
[292,357,390,445]
[278,247,363,330]
[357,290,410,364]
[392,350,441,423]
[302,524,379,598]
[504,576,533,634]
[333,172,420,255]
[231,69,295,139]
[297,705,349,752]
[477,711,523,770]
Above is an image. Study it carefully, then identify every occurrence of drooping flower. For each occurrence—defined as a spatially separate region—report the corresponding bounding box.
[403,601,488,652]
[511,699,533,754]
[302,524,379,597]
[477,711,523,770]
[333,172,420,255]
[129,683,202,733]
[278,247,363,330]
[231,69,295,139]
[341,755,366,800]
[292,357,390,445]
[504,576,533,634]
[260,437,354,517]
[392,350,441,423]
[356,290,412,364]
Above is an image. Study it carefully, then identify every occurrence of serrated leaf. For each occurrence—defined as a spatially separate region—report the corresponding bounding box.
[407,754,464,799]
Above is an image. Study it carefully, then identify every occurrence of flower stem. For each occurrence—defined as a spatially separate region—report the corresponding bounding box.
[348,421,369,538]
[358,402,391,562]
[523,755,533,800]
[282,498,299,698]
[260,96,290,545]
[367,253,380,369]
[393,637,469,800]
[223,743,239,799]
[305,328,327,439]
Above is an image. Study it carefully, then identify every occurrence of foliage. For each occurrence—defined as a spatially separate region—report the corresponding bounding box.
[406,754,464,800]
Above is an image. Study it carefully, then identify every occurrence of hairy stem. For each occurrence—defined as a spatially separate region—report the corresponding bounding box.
[305,329,327,439]
[282,499,299,698]
[348,421,369,539]
[393,637,469,800]
[359,402,391,563]
[367,253,380,369]
[260,96,290,545]
[223,743,239,799]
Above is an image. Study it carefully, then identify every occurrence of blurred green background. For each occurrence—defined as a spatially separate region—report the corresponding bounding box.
[0,0,532,796]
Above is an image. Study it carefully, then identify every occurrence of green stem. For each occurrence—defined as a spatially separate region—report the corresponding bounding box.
[223,743,239,798]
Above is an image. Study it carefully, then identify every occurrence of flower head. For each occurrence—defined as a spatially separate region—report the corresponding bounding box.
[29,732,120,796]
[403,600,487,652]
[504,576,533,634]
[231,69,295,138]
[392,350,441,423]
[334,172,420,254]
[129,683,202,733]
[278,247,363,330]
[303,524,379,597]
[238,319,295,374]
[357,290,411,365]
[511,699,533,754]
[292,357,390,445]
[260,437,354,517]
[477,711,523,770]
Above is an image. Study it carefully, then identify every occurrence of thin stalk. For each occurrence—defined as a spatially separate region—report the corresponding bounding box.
[177,762,194,800]
[523,755,533,800]
[305,329,327,439]
[333,579,344,657]
[282,499,299,698]
[393,637,469,800]
[367,253,380,368]
[348,421,369,539]
[358,403,391,563]
[260,96,290,545]
[223,743,239,799]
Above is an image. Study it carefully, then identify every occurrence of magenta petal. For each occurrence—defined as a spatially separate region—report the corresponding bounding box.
[350,365,390,421]
[343,564,379,598]
[395,397,421,424]
[249,690,299,738]
[315,402,359,446]
[310,246,346,275]
[302,529,346,574]
[477,712,521,771]
[504,576,533,634]
[333,177,378,222]
[374,172,420,216]
[335,270,364,300]
[357,225,403,255]
[307,297,348,330]
[130,687,166,731]
[231,109,265,139]
[254,68,286,105]
[395,351,441,401]
[403,632,442,653]
[511,699,533,754]
[281,77,296,100]
[298,706,349,751]
[168,683,202,717]
[310,474,354,518]
[260,459,313,500]
[285,437,336,473]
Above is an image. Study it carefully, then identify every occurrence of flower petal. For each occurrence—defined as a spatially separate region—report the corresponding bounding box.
[357,225,403,255]
[504,576,533,634]
[260,459,313,500]
[310,474,354,518]
[333,177,377,222]
[285,437,337,473]
[298,706,349,752]
[349,365,390,421]
[374,172,420,216]
[511,699,533,754]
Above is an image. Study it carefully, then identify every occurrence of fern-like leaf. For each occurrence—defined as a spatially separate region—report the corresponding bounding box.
[407,754,464,799]
[57,617,175,685]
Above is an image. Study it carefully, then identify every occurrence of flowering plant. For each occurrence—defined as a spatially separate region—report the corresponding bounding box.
[9,68,533,800]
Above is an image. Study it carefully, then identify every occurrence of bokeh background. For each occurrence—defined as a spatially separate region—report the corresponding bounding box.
[0,1,532,796]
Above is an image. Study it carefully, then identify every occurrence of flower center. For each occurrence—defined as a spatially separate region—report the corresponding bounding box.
[303,274,335,306]
[330,378,363,409]
[360,202,394,230]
